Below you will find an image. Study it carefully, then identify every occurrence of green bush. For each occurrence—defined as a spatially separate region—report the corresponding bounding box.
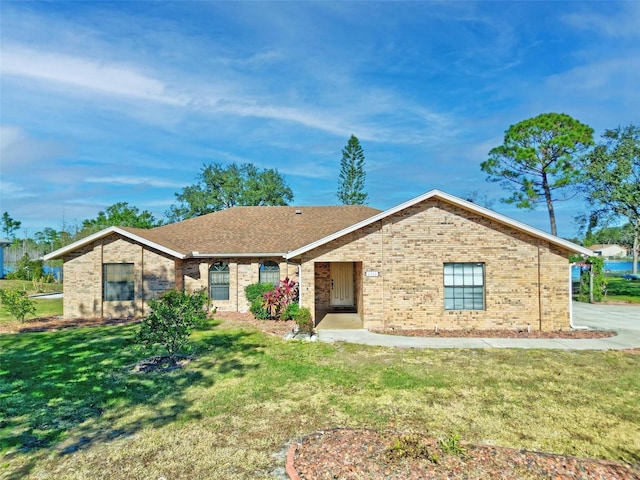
[294,306,313,334]
[280,302,300,321]
[245,282,275,303]
[250,298,270,319]
[0,289,37,322]
[134,289,211,363]
[7,254,44,281]
[245,282,274,320]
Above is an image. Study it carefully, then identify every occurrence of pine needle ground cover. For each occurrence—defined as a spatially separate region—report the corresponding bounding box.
[1,319,638,479]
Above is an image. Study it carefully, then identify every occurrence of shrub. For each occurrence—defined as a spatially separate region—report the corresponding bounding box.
[0,289,37,322]
[134,289,210,363]
[263,277,299,319]
[245,282,274,319]
[280,302,300,321]
[294,306,313,334]
[250,298,270,319]
[245,282,275,304]
[386,435,439,463]
[7,254,44,281]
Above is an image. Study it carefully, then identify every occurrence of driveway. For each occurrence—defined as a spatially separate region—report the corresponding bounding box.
[317,302,640,350]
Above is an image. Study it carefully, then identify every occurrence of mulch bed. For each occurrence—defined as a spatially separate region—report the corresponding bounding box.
[371,328,617,339]
[290,429,640,480]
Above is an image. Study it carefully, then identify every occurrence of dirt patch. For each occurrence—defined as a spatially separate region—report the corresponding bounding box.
[291,429,640,480]
[133,355,192,373]
[371,328,617,339]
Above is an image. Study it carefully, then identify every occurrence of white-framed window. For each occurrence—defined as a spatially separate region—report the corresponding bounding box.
[259,261,280,286]
[103,263,135,301]
[444,262,485,310]
[209,262,230,300]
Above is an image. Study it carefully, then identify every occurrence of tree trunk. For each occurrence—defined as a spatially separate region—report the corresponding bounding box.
[633,218,639,275]
[542,173,557,236]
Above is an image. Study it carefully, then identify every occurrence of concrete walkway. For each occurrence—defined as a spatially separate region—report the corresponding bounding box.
[316,302,640,350]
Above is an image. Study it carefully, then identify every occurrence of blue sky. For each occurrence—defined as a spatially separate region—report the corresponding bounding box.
[1,1,639,239]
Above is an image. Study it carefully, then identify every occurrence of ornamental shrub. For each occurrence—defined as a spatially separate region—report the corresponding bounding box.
[134,289,211,363]
[0,289,37,322]
[263,277,299,319]
[294,306,313,334]
[245,282,274,319]
[280,302,300,321]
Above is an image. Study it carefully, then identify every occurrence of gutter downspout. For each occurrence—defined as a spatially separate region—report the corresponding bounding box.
[286,258,302,306]
[569,262,588,330]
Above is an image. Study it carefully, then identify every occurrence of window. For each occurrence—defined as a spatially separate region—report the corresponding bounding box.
[103,263,134,301]
[209,262,230,300]
[259,261,280,285]
[444,263,485,310]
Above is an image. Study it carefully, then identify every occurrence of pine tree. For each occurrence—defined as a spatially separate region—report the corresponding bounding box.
[337,135,368,205]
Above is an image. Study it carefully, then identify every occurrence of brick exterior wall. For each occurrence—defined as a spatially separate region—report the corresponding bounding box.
[296,198,574,331]
[61,198,574,330]
[62,234,175,319]
[179,258,298,313]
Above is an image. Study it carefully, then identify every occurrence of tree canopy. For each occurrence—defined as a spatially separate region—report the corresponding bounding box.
[168,162,293,221]
[80,202,161,236]
[481,113,594,236]
[337,135,368,205]
[580,124,639,273]
[1,212,21,240]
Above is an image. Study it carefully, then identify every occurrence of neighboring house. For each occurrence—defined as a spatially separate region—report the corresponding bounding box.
[44,190,592,331]
[0,238,11,279]
[588,244,628,258]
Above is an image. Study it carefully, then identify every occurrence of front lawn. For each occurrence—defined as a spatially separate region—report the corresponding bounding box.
[606,275,640,303]
[1,318,638,479]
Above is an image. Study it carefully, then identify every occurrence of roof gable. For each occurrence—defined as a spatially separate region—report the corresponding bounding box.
[285,190,592,258]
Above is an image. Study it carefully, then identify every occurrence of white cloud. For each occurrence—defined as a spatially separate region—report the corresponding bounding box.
[0,125,69,169]
[0,46,187,105]
[563,2,640,39]
[84,175,183,188]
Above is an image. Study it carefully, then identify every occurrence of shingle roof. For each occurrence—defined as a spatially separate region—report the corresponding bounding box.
[126,205,381,256]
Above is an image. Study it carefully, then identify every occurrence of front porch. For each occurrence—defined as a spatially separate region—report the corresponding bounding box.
[315,311,363,330]
[313,261,364,329]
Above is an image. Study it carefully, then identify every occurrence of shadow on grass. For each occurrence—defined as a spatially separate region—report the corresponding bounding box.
[0,320,264,477]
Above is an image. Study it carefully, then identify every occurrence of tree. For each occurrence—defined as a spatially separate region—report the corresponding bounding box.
[337,135,368,205]
[80,202,161,236]
[0,290,37,322]
[481,113,594,236]
[168,162,294,221]
[134,289,211,364]
[1,212,21,240]
[581,125,640,273]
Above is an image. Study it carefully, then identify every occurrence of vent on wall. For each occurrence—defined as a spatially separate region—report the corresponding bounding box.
[295,210,302,215]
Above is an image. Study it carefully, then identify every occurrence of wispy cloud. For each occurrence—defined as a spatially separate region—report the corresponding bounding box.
[562,1,640,39]
[1,46,186,105]
[0,125,70,169]
[85,175,183,188]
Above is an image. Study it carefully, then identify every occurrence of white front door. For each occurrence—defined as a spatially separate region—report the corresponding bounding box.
[330,262,354,307]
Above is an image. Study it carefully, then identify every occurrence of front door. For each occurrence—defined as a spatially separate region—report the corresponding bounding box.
[330,262,354,307]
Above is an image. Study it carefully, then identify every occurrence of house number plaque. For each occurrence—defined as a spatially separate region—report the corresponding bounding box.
[365,271,379,277]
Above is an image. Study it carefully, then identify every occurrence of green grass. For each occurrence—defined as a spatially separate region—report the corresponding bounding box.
[1,320,639,479]
[0,279,62,296]
[0,280,63,323]
[605,276,640,303]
